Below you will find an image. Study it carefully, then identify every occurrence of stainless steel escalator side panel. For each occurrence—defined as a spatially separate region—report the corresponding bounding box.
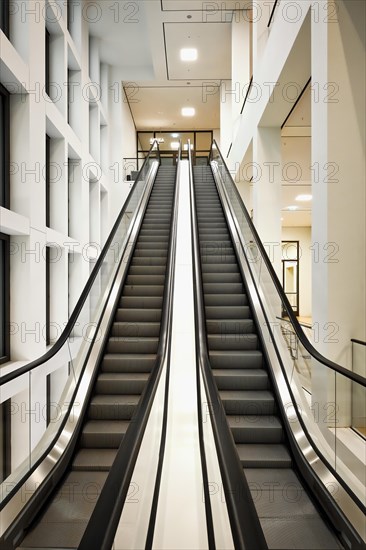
[0,161,159,540]
[211,163,366,544]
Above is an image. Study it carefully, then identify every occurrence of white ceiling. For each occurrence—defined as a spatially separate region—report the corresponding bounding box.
[90,1,312,227]
[88,0,245,129]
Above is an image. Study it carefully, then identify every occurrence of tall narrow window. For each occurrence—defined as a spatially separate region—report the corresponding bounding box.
[0,400,11,482]
[0,85,10,208]
[46,247,50,346]
[45,30,51,97]
[67,0,72,32]
[45,135,51,227]
[0,0,9,38]
[0,233,10,363]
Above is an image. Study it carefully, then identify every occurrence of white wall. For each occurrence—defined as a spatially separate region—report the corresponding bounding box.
[0,0,137,472]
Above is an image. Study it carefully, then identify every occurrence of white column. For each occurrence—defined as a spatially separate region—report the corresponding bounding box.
[220,80,233,159]
[253,126,282,276]
[231,16,251,140]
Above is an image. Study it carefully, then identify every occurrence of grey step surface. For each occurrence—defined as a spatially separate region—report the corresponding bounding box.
[193,165,342,550]
[19,164,176,549]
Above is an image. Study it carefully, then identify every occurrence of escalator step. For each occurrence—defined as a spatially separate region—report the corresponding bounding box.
[236,444,292,468]
[81,420,129,448]
[120,296,163,308]
[111,321,161,338]
[101,354,156,373]
[106,336,159,354]
[115,308,162,322]
[205,305,250,319]
[207,333,258,350]
[228,415,283,444]
[96,372,149,394]
[213,368,269,390]
[209,350,263,369]
[204,294,248,306]
[219,390,276,415]
[206,319,254,334]
[89,394,140,420]
[72,448,117,471]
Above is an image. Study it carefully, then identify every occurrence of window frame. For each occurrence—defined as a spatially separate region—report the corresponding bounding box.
[0,233,10,364]
[0,0,9,38]
[0,84,10,209]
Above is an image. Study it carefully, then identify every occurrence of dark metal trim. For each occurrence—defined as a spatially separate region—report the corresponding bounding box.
[281,77,311,129]
[240,76,253,115]
[267,0,279,27]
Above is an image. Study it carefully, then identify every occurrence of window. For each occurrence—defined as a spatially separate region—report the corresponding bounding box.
[0,233,10,364]
[0,400,11,482]
[0,0,9,38]
[46,247,50,346]
[45,30,51,97]
[45,135,51,227]
[0,85,10,208]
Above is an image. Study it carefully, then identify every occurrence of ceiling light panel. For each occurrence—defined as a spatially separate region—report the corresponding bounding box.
[182,107,195,117]
[180,48,198,61]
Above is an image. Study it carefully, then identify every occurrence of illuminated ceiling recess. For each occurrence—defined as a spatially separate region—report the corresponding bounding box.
[296,194,312,201]
[182,107,195,117]
[180,48,198,61]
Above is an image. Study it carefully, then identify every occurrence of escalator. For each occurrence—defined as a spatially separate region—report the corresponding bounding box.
[192,164,343,550]
[13,165,176,549]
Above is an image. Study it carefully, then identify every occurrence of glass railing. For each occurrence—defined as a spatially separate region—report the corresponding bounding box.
[351,339,366,437]
[209,140,366,534]
[0,141,160,519]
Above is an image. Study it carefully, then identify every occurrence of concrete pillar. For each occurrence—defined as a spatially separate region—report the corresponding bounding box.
[253,126,282,277]
[232,16,251,140]
[220,80,233,158]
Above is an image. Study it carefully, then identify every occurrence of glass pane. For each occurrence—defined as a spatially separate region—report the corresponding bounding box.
[137,133,153,151]
[0,92,5,207]
[0,239,4,357]
[196,132,212,151]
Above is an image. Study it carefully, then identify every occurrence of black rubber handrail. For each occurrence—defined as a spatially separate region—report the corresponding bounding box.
[0,141,160,387]
[78,146,181,550]
[188,148,268,550]
[209,140,366,389]
[351,338,366,347]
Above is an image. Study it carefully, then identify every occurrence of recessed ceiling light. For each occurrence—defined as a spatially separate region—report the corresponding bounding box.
[296,194,313,201]
[182,107,195,117]
[171,142,180,149]
[286,205,298,211]
[171,133,179,138]
[180,48,198,61]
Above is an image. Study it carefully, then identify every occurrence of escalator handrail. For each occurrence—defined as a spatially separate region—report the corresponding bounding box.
[210,140,366,388]
[188,147,268,550]
[78,147,181,550]
[0,141,161,387]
